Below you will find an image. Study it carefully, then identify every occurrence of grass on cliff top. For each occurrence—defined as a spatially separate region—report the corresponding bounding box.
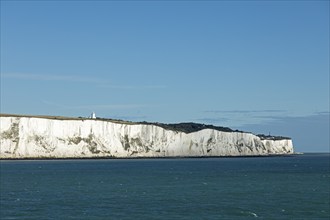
[0,113,236,131]
[0,113,136,125]
[0,113,291,139]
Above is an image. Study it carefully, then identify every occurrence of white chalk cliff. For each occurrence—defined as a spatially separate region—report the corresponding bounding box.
[0,115,294,159]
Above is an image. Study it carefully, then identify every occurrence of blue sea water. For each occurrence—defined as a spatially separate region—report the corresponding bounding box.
[0,154,329,219]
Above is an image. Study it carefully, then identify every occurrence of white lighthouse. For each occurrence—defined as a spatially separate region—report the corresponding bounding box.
[91,112,96,119]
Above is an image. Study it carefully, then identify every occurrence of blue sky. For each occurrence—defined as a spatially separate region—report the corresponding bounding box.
[1,0,329,152]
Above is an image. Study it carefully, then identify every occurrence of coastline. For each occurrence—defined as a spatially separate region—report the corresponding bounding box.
[0,153,305,161]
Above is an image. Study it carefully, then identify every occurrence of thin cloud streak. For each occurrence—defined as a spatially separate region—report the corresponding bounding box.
[2,73,105,83]
[100,85,167,90]
[316,111,330,115]
[201,109,291,127]
[2,73,167,89]
[265,112,329,122]
[71,104,150,110]
[196,117,229,123]
[42,101,159,110]
[205,110,286,114]
[202,109,288,126]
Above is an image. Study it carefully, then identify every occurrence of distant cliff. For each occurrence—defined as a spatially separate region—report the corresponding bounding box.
[0,114,294,159]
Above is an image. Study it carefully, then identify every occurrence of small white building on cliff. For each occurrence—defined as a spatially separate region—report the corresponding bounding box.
[90,112,96,119]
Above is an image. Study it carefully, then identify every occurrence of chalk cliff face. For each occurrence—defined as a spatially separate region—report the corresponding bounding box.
[0,116,294,159]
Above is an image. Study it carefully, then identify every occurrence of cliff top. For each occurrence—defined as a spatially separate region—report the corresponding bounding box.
[0,113,291,140]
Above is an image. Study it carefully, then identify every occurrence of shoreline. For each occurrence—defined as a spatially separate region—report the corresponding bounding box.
[0,153,304,161]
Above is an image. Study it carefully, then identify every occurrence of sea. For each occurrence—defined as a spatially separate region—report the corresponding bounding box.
[0,153,329,219]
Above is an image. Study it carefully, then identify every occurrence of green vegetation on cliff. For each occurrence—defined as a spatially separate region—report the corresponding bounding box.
[0,113,291,140]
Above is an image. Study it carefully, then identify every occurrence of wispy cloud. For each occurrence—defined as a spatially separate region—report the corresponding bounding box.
[202,109,289,127]
[1,73,105,83]
[42,101,159,110]
[100,84,167,90]
[196,117,229,123]
[256,111,330,122]
[316,111,330,115]
[2,72,167,89]
[205,110,286,114]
